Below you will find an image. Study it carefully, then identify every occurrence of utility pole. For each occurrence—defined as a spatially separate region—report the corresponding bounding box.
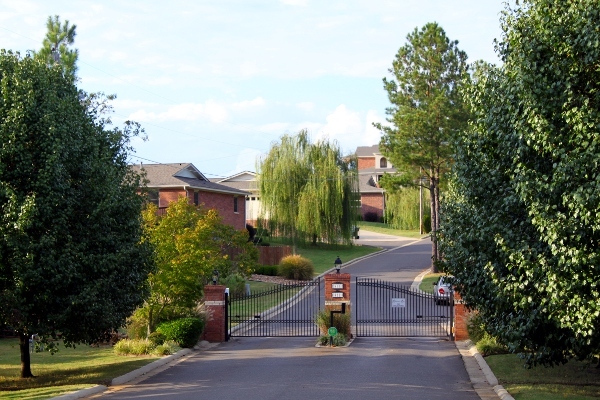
[419,167,423,235]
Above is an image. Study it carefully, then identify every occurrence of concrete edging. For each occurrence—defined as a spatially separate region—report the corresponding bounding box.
[50,348,194,399]
[411,266,514,400]
[459,340,515,400]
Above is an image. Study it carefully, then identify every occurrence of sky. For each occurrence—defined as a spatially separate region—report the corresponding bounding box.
[1,0,505,179]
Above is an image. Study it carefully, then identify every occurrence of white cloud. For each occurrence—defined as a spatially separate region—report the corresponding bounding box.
[258,122,290,133]
[232,148,264,175]
[316,104,362,143]
[232,97,266,110]
[364,109,384,145]
[128,100,228,123]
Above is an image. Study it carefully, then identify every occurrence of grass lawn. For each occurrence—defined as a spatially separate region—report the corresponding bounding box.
[358,221,426,239]
[296,244,381,275]
[485,354,600,399]
[419,271,600,399]
[0,338,159,399]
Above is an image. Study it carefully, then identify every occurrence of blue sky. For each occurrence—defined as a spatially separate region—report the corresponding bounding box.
[1,0,505,178]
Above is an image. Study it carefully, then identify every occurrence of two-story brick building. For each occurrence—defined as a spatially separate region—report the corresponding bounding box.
[356,145,396,221]
[132,162,249,230]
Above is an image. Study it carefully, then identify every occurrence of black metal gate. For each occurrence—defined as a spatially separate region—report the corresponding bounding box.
[355,278,453,338]
[228,277,322,338]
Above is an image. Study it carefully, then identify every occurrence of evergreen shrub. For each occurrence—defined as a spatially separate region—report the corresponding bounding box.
[156,318,204,348]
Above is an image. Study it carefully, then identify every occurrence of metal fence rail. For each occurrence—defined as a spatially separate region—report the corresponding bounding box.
[355,278,453,338]
[228,277,322,337]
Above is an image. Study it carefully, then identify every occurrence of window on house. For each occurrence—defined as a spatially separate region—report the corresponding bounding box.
[147,189,159,206]
[234,197,238,213]
[380,157,387,168]
[193,191,199,205]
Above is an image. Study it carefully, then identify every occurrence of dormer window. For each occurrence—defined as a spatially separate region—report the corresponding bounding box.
[380,157,388,168]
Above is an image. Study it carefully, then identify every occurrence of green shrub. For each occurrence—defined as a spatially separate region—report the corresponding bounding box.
[318,333,348,347]
[148,331,166,346]
[126,308,149,340]
[157,318,204,348]
[278,255,314,280]
[476,332,508,356]
[466,312,486,343]
[331,333,347,346]
[152,340,181,356]
[113,339,155,356]
[253,265,279,276]
[315,310,351,338]
[423,215,431,233]
[220,273,247,297]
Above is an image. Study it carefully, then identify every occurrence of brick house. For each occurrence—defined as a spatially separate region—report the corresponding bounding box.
[211,171,262,226]
[132,163,249,230]
[356,145,397,221]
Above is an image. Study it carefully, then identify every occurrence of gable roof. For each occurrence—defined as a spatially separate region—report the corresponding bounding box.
[131,163,250,196]
[212,171,258,192]
[356,145,380,157]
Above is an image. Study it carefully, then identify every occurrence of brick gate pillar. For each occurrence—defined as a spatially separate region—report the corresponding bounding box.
[324,273,351,334]
[453,291,468,341]
[202,285,227,342]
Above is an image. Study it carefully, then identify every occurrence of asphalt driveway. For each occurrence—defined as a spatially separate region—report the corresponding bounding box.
[95,336,478,400]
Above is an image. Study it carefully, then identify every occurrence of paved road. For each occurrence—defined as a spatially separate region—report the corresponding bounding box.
[350,231,432,284]
[91,231,479,400]
[96,337,477,400]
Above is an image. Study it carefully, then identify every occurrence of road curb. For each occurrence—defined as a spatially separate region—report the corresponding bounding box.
[50,347,195,399]
[51,385,108,400]
[457,340,515,400]
[411,271,514,400]
[111,348,193,386]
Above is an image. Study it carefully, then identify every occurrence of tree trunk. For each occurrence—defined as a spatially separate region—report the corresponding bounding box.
[19,332,34,378]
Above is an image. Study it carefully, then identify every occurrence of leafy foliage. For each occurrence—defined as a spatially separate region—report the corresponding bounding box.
[0,51,153,377]
[277,255,314,280]
[33,15,78,78]
[316,310,351,338]
[439,0,600,366]
[156,318,204,348]
[141,198,258,333]
[376,22,470,266]
[384,187,430,230]
[113,338,180,356]
[258,130,359,246]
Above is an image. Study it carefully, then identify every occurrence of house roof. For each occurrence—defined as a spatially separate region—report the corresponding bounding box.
[131,163,250,196]
[356,145,380,157]
[358,166,398,175]
[358,174,385,194]
[213,171,259,192]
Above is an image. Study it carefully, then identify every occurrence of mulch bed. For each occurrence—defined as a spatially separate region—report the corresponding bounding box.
[249,274,310,285]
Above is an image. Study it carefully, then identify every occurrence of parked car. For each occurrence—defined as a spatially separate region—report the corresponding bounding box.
[433,275,453,305]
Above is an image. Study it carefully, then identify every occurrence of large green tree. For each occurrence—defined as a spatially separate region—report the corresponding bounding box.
[375,22,469,268]
[439,0,600,366]
[33,15,78,78]
[258,130,358,246]
[140,198,257,335]
[0,51,153,378]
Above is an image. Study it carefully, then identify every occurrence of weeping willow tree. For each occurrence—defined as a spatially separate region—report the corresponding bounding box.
[384,188,430,231]
[258,130,358,246]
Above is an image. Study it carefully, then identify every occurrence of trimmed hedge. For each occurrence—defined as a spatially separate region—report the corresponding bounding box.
[254,265,278,276]
[156,318,204,348]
